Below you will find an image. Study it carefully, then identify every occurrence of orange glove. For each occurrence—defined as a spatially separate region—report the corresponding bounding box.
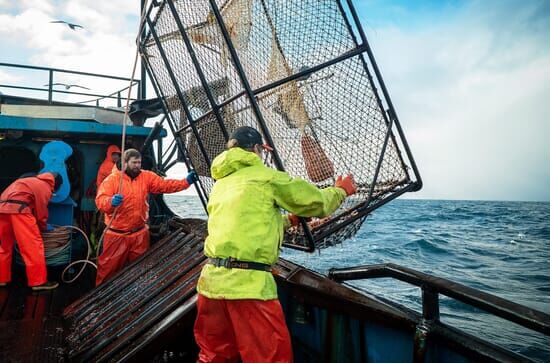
[288,214,312,227]
[288,214,300,227]
[335,174,357,196]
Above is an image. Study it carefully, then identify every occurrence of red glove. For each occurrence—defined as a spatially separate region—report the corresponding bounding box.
[335,174,357,196]
[288,214,300,227]
[288,214,312,227]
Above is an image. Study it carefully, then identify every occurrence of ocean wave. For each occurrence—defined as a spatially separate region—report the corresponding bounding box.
[403,237,453,256]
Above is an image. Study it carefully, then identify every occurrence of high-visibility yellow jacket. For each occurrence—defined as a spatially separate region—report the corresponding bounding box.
[197,147,346,300]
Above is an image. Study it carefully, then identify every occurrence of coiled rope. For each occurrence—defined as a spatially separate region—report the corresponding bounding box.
[42,227,72,265]
[38,225,97,283]
[15,225,95,283]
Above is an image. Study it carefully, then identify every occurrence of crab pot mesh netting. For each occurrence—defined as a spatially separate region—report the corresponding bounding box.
[142,0,420,250]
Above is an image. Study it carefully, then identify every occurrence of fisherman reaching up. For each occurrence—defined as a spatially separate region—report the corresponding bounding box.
[95,148,197,286]
[194,126,357,362]
[0,172,62,291]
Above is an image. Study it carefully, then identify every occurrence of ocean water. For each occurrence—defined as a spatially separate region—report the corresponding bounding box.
[165,196,550,362]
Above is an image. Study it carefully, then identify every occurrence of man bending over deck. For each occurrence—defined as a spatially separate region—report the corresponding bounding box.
[95,148,197,286]
[0,172,62,291]
[194,126,357,362]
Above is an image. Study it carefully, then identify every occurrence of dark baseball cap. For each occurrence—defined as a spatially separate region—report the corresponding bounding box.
[230,126,263,149]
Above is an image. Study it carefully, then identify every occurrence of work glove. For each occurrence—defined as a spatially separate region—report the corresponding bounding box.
[46,224,55,232]
[287,214,312,227]
[335,174,357,196]
[111,194,123,207]
[185,170,198,185]
[288,214,300,227]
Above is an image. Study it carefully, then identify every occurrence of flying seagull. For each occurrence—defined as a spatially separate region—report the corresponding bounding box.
[50,20,83,30]
[45,83,90,90]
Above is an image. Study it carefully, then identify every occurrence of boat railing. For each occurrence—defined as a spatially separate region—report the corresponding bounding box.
[0,62,142,107]
[328,263,550,336]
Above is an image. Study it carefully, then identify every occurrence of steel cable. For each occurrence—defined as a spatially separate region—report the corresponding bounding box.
[94,3,149,262]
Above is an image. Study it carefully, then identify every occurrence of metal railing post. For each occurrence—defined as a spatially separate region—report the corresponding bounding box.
[48,70,53,104]
[422,287,440,321]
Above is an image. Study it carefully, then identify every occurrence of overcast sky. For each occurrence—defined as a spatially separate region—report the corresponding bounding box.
[1,0,549,201]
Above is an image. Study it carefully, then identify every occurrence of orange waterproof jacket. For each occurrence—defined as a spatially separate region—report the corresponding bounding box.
[0,173,55,231]
[95,170,189,231]
[96,145,121,188]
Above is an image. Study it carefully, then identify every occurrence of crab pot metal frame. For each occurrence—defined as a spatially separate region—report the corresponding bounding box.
[139,0,422,252]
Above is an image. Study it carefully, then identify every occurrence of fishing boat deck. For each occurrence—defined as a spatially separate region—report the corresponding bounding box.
[63,218,208,363]
[62,218,421,363]
[0,217,543,362]
[0,266,95,362]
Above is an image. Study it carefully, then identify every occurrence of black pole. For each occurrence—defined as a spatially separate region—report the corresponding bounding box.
[143,54,209,211]
[363,116,394,214]
[207,0,284,170]
[345,0,422,191]
[157,134,163,167]
[145,10,210,210]
[336,0,411,182]
[140,0,147,100]
[313,182,418,241]
[184,43,370,127]
[146,15,213,170]
[422,287,440,321]
[48,70,53,104]
[207,0,316,252]
[165,0,230,140]
[161,144,178,171]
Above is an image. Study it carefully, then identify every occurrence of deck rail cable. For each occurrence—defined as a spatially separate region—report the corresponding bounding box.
[140,0,422,252]
[60,4,150,283]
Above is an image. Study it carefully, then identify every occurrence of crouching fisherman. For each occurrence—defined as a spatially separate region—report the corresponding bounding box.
[95,148,198,286]
[0,172,62,291]
[194,126,357,362]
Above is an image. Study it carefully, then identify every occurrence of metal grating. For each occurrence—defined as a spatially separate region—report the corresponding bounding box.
[140,0,421,250]
[64,218,207,362]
